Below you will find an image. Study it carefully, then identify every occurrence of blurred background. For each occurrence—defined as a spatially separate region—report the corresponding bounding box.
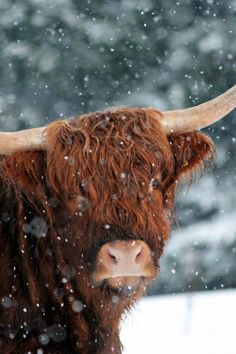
[0,0,236,300]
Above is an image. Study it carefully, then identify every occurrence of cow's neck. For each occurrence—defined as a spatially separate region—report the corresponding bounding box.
[76,280,136,354]
[74,296,120,353]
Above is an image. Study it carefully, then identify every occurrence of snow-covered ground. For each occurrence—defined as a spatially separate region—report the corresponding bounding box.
[121,289,236,354]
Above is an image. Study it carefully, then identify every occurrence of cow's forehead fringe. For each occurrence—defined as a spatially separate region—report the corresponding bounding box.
[43,108,174,236]
[46,108,174,198]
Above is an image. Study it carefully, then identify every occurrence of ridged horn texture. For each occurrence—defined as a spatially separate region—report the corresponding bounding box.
[0,127,46,155]
[161,85,236,134]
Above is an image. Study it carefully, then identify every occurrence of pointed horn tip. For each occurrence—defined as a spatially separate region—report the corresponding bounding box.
[160,85,236,134]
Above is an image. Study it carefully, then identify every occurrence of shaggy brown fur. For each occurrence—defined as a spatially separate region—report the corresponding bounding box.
[0,108,215,353]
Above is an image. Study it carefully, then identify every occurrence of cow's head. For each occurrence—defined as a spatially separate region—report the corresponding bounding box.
[42,109,216,297]
[0,86,235,300]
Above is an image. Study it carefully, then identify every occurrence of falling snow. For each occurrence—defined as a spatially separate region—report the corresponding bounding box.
[0,0,235,352]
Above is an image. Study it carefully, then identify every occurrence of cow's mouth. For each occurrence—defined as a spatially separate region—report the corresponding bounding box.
[94,275,151,298]
[106,275,150,295]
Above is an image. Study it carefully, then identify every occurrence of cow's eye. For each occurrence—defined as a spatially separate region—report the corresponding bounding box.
[69,192,76,199]
[151,178,159,189]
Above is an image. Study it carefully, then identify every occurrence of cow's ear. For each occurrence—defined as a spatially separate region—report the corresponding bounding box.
[168,132,215,184]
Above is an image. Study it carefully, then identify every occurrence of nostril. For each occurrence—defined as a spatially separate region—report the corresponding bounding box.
[107,250,118,264]
[135,247,143,262]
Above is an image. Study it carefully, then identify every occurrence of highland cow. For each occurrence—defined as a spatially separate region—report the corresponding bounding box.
[0,86,235,353]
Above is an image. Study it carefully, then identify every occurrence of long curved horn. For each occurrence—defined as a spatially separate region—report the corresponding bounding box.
[161,85,236,134]
[0,127,46,155]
